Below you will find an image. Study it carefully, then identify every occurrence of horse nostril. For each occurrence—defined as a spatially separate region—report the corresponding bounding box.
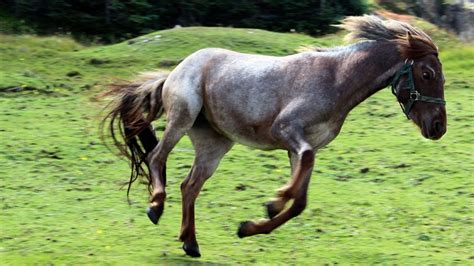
[434,121,443,134]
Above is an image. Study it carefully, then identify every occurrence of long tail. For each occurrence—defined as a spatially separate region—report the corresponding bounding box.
[101,72,168,200]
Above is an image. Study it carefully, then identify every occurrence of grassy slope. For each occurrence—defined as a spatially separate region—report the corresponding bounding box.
[0,27,334,92]
[0,24,472,265]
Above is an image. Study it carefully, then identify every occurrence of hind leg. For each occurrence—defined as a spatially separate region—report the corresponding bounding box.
[179,118,233,257]
[146,100,201,224]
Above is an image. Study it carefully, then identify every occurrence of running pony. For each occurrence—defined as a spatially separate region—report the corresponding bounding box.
[104,15,446,257]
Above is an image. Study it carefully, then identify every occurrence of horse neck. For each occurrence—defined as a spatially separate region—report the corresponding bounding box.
[332,41,403,119]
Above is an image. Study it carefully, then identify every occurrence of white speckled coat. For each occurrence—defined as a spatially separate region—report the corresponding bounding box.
[105,15,446,257]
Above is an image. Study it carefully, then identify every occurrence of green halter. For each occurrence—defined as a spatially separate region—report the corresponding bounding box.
[391,59,446,119]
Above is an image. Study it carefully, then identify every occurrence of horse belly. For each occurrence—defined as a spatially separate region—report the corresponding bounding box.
[203,108,281,150]
[225,125,279,150]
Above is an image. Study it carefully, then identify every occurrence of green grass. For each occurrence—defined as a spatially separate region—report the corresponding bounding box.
[0,27,340,94]
[0,24,472,265]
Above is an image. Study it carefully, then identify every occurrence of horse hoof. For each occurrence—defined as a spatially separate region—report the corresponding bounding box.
[146,207,158,224]
[265,201,280,219]
[237,221,253,238]
[146,205,163,225]
[183,243,201,257]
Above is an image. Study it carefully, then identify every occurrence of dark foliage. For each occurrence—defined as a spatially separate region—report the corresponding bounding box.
[1,0,367,43]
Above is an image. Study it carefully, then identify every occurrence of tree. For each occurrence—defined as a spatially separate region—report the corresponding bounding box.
[1,0,367,43]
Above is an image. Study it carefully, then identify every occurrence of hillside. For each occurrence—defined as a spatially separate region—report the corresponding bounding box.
[0,27,338,94]
[0,21,473,264]
[1,24,472,94]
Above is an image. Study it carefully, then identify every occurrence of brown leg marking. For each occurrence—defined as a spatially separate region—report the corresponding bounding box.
[238,149,314,238]
[179,166,208,257]
[146,122,189,225]
[179,123,233,257]
[266,151,298,218]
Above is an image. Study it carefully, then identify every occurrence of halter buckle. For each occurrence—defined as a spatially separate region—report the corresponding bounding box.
[410,91,420,100]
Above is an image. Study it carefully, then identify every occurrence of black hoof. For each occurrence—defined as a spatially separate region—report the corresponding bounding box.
[183,243,201,257]
[237,221,253,238]
[146,204,163,225]
[265,201,280,219]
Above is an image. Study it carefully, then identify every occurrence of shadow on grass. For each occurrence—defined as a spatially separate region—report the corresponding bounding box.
[154,255,228,266]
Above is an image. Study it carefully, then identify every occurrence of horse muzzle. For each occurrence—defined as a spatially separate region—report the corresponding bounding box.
[420,112,447,140]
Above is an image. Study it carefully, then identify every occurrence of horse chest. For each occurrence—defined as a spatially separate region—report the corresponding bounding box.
[305,123,339,149]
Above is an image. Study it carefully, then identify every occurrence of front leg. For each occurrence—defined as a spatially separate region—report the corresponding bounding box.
[266,151,298,219]
[238,114,315,237]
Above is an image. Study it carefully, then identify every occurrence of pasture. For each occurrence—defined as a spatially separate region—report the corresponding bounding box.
[0,25,473,264]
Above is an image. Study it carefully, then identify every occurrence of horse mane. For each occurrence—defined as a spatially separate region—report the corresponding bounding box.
[338,15,438,59]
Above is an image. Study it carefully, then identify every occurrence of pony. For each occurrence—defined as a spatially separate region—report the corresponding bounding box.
[103,15,446,257]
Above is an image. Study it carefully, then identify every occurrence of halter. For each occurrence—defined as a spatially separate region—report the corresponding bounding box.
[391,59,446,119]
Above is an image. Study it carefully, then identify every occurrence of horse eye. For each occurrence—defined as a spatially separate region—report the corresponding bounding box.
[422,72,430,80]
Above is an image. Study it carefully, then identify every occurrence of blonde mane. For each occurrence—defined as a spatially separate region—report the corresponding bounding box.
[338,15,438,59]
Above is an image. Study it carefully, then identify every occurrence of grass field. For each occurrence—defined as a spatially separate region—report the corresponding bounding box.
[0,23,473,264]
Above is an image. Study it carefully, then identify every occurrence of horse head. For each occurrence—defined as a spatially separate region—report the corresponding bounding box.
[392,32,447,140]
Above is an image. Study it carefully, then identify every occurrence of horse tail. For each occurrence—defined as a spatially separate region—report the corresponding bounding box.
[101,72,168,200]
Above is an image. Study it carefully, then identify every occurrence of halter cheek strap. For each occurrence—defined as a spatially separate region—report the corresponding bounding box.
[391,59,446,119]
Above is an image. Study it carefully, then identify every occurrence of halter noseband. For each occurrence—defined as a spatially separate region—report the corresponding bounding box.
[391,59,446,119]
